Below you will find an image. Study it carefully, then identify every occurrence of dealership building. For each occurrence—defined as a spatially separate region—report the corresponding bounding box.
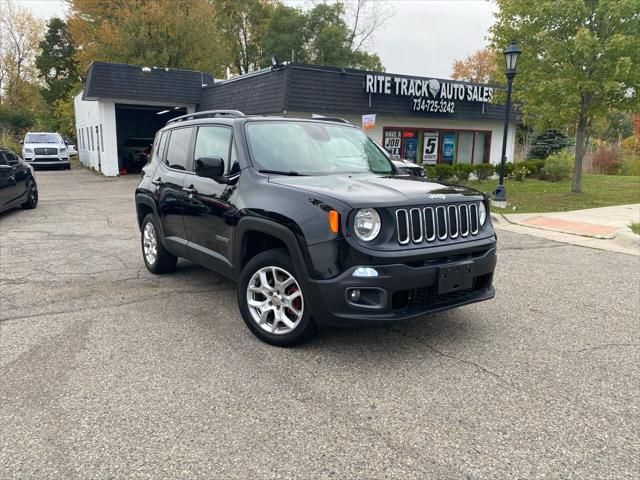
[74,61,517,176]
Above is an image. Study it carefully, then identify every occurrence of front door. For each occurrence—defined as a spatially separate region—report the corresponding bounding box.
[182,125,239,270]
[154,126,194,255]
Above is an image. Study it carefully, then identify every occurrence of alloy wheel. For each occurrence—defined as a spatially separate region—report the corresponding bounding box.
[246,266,304,335]
[143,221,158,265]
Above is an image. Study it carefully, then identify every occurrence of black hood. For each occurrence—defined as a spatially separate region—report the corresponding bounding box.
[268,173,484,208]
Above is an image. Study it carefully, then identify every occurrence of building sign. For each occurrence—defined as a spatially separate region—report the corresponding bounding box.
[422,132,439,164]
[365,74,494,114]
[362,113,376,130]
[383,129,402,156]
[442,133,456,163]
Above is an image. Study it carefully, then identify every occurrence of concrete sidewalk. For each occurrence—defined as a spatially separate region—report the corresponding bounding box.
[492,204,640,256]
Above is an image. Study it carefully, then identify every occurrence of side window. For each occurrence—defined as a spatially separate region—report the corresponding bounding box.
[0,153,7,165]
[156,131,168,162]
[229,140,240,175]
[194,126,232,173]
[5,152,20,166]
[165,127,193,171]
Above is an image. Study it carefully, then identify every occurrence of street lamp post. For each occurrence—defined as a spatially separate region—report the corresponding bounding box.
[493,40,522,203]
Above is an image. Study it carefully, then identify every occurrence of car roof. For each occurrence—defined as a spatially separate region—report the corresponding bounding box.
[164,115,357,130]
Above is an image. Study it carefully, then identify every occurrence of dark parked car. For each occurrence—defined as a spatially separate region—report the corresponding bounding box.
[135,111,496,346]
[120,138,153,172]
[391,158,425,177]
[0,148,38,213]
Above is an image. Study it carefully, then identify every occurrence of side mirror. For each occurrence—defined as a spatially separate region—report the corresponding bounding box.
[195,156,224,180]
[19,140,24,145]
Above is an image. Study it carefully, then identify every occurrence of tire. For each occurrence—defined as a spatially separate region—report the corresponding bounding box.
[141,213,177,274]
[238,248,317,347]
[21,179,38,209]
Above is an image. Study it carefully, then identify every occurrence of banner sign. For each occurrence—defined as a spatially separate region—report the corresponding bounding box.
[422,132,439,165]
[362,113,376,130]
[442,133,456,163]
[383,129,402,157]
[404,138,418,162]
[364,74,494,114]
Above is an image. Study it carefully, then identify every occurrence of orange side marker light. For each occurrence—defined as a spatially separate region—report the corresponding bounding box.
[329,210,339,234]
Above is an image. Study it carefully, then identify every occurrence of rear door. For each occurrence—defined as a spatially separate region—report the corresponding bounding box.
[183,125,239,272]
[153,126,194,256]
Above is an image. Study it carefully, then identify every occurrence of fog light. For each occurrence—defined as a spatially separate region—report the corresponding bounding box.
[349,289,361,302]
[353,267,378,277]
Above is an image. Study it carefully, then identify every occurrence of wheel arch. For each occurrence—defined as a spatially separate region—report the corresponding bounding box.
[233,217,311,282]
[135,194,158,231]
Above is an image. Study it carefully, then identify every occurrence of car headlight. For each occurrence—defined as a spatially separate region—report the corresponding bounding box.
[354,208,381,241]
[479,202,487,225]
[59,148,67,153]
[24,148,33,154]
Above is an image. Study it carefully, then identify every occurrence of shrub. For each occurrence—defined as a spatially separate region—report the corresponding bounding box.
[473,163,495,180]
[528,130,573,159]
[520,159,545,177]
[452,164,473,181]
[541,150,573,181]
[503,162,515,177]
[620,155,640,176]
[591,144,622,175]
[511,165,529,181]
[427,164,454,181]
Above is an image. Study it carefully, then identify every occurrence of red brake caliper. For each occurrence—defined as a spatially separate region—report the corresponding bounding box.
[286,285,301,315]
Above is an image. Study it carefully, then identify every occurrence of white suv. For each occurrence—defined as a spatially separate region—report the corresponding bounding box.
[22,132,70,170]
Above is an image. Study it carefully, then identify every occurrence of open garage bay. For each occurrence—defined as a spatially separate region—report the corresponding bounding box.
[1,167,638,479]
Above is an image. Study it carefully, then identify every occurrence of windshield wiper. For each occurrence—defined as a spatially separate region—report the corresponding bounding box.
[259,169,304,176]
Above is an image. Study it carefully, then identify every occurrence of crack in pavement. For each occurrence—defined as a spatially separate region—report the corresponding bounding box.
[391,327,512,388]
[0,288,233,323]
[565,343,639,354]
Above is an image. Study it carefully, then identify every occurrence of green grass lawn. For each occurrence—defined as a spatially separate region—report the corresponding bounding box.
[631,223,640,235]
[458,175,640,214]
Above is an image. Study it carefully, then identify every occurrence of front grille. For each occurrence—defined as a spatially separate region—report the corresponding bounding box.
[34,148,58,155]
[395,202,482,245]
[392,273,493,310]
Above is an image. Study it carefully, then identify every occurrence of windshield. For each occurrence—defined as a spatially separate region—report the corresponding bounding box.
[245,121,394,175]
[25,133,61,144]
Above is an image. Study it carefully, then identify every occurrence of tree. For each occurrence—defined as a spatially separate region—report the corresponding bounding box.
[68,0,228,76]
[451,48,497,83]
[213,0,275,74]
[0,0,44,107]
[527,130,573,159]
[305,2,385,69]
[262,4,309,64]
[491,0,640,193]
[36,17,80,104]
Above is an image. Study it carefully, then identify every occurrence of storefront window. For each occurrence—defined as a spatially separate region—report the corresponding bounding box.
[473,132,488,164]
[382,127,491,165]
[457,131,474,164]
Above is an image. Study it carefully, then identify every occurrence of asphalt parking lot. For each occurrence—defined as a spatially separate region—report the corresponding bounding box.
[1,167,639,479]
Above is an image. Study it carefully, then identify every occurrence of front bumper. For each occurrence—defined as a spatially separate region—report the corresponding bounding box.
[304,242,497,326]
[25,156,69,167]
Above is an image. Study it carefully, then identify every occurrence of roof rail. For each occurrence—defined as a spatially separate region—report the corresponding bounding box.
[310,114,352,125]
[167,109,246,125]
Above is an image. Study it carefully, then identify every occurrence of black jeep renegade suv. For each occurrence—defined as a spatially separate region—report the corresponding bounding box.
[135,110,496,346]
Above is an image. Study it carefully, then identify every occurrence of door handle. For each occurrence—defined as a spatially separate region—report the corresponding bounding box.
[151,177,163,186]
[182,186,198,195]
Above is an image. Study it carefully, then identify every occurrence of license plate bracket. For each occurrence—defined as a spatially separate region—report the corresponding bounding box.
[438,262,474,294]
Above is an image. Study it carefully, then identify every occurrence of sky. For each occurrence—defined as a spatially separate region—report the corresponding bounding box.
[17,0,497,80]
